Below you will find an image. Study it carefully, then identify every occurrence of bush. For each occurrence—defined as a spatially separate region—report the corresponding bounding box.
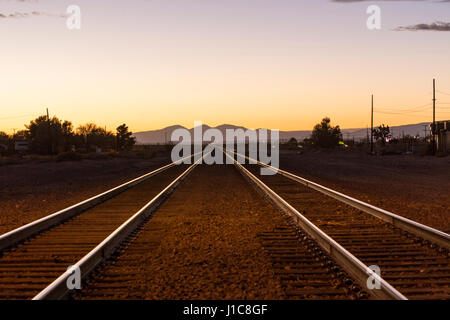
[311,117,342,148]
[56,151,82,162]
[84,152,113,160]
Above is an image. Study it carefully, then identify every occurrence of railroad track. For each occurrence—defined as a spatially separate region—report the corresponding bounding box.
[71,164,368,300]
[1,149,448,300]
[0,154,201,300]
[227,150,450,300]
[256,225,368,299]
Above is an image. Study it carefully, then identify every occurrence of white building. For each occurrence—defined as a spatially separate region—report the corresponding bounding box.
[14,140,29,151]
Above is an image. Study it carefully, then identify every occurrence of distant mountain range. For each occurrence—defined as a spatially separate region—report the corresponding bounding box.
[132,122,432,144]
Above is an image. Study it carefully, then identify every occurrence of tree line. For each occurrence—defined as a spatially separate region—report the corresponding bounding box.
[0,115,136,155]
[288,117,402,149]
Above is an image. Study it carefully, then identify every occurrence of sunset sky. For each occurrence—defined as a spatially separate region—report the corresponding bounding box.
[1,0,450,133]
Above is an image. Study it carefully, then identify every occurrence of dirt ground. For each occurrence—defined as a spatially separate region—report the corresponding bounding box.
[279,149,450,233]
[0,154,171,235]
[77,165,286,299]
[1,149,448,236]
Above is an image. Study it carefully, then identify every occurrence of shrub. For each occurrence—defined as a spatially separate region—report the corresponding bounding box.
[56,151,82,162]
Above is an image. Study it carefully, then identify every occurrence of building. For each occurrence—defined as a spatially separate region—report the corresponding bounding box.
[14,140,29,152]
[431,120,450,154]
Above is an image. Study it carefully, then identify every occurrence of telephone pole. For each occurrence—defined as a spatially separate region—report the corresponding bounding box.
[366,126,369,144]
[432,79,436,155]
[371,94,374,154]
[12,129,17,146]
[47,108,52,155]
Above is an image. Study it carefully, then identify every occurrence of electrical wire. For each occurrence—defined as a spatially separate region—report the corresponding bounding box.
[374,103,432,113]
[0,114,37,121]
[437,90,450,96]
[374,107,432,115]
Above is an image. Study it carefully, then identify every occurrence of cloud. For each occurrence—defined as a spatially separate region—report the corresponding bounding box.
[331,0,449,2]
[395,21,450,31]
[0,11,66,19]
[0,12,29,18]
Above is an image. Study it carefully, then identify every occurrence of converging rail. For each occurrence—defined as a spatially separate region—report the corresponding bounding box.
[226,150,450,299]
[230,150,450,250]
[0,153,202,300]
[71,164,377,300]
[1,149,448,300]
[0,153,199,252]
[223,149,406,300]
[33,158,202,300]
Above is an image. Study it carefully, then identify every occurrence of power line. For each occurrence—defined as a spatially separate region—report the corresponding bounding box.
[374,108,432,115]
[0,114,37,121]
[374,103,431,113]
[373,111,450,117]
[437,90,450,96]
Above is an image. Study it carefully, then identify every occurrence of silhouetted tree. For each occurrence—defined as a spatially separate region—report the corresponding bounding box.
[373,124,391,146]
[116,124,136,151]
[61,121,75,151]
[76,123,114,151]
[0,131,8,142]
[14,130,28,140]
[287,137,298,150]
[311,117,342,148]
[0,132,8,155]
[26,115,66,154]
[2,114,143,155]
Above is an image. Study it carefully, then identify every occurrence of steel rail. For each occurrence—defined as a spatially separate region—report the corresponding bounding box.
[223,150,407,300]
[0,152,200,252]
[229,150,450,250]
[33,155,205,300]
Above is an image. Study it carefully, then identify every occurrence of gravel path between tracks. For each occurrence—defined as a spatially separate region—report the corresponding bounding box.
[76,165,288,300]
[0,155,170,234]
[279,150,450,233]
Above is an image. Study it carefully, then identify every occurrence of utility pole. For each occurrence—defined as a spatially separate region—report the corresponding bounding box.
[12,128,17,147]
[47,108,52,155]
[432,79,436,155]
[371,94,374,154]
